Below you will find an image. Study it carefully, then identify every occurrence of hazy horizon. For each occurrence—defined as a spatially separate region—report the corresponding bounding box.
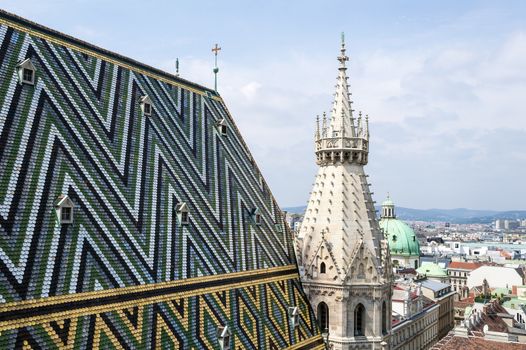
[3,0,525,210]
[282,204,526,212]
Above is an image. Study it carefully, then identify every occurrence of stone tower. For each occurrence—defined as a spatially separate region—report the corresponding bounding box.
[297,35,393,350]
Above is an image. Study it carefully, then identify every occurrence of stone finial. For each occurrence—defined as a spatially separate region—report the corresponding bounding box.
[315,115,320,140]
[175,58,180,77]
[364,114,369,139]
[357,112,362,135]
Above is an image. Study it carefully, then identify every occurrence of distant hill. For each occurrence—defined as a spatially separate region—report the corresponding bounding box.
[281,206,308,215]
[282,205,526,224]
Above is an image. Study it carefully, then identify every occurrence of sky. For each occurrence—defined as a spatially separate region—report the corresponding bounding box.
[2,0,526,210]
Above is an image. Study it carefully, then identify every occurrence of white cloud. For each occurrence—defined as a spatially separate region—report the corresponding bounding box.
[155,27,526,210]
[240,81,261,100]
[4,0,525,211]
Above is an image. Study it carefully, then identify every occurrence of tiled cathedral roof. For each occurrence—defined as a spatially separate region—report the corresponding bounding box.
[0,9,323,349]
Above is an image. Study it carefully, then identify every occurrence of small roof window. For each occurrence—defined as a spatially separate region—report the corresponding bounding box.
[216,119,227,136]
[55,195,74,224]
[139,95,152,116]
[176,202,189,225]
[249,207,262,226]
[288,306,300,329]
[17,58,36,85]
[217,325,231,350]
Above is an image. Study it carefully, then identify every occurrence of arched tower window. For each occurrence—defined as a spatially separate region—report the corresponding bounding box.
[320,262,326,274]
[317,302,329,333]
[414,260,418,269]
[382,301,388,335]
[354,304,365,336]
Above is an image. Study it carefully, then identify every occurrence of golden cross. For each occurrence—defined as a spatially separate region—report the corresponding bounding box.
[212,44,221,55]
[212,43,221,92]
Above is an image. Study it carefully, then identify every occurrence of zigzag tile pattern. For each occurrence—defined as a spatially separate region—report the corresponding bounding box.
[0,10,321,349]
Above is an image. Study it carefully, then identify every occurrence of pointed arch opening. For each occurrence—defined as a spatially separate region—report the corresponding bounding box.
[382,301,388,335]
[317,302,329,333]
[320,262,326,274]
[354,303,365,336]
[358,263,365,278]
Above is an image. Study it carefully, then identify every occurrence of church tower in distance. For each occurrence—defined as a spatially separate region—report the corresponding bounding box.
[296,34,393,350]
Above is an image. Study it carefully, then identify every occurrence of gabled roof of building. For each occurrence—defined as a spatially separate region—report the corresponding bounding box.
[454,300,474,310]
[434,301,526,350]
[471,265,525,283]
[396,267,417,275]
[448,261,482,270]
[417,263,448,278]
[431,334,526,350]
[420,278,450,292]
[392,288,419,302]
[473,303,512,333]
[503,296,526,310]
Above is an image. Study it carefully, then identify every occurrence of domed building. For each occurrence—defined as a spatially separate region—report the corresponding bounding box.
[379,196,420,269]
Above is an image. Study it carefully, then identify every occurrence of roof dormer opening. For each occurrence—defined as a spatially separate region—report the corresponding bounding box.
[55,195,74,225]
[139,95,152,116]
[288,306,300,329]
[217,325,231,350]
[17,58,36,85]
[216,118,227,135]
[176,202,189,225]
[249,207,262,226]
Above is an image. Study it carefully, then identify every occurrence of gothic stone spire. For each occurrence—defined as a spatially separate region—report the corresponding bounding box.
[315,34,369,167]
[329,32,355,138]
[297,34,393,349]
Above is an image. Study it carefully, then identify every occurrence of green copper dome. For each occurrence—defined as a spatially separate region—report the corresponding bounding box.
[416,263,448,278]
[379,218,420,257]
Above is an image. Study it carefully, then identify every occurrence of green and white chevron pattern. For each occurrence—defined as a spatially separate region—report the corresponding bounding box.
[0,11,322,349]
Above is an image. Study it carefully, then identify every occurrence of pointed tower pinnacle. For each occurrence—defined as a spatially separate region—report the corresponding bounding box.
[322,111,327,137]
[315,115,320,140]
[364,114,370,140]
[357,111,363,136]
[314,34,369,166]
[328,32,355,138]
